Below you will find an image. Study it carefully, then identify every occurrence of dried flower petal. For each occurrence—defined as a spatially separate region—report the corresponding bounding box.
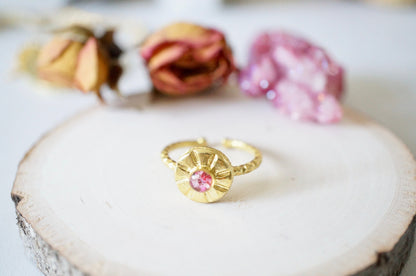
[141,22,235,96]
[37,38,84,87]
[32,25,123,101]
[74,37,109,94]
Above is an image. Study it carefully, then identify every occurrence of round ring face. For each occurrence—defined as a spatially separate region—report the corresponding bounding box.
[175,146,234,203]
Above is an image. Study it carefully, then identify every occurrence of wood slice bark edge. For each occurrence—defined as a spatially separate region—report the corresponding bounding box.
[10,103,416,276]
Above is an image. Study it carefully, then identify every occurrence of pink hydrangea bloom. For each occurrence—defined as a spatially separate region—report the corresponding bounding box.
[239,32,344,124]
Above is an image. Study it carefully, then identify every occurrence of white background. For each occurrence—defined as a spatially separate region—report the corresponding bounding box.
[0,0,415,275]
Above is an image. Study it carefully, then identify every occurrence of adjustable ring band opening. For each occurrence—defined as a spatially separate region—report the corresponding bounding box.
[161,138,262,176]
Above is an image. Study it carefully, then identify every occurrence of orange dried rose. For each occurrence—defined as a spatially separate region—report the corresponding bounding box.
[74,37,109,93]
[36,26,122,101]
[140,22,235,96]
[37,37,84,87]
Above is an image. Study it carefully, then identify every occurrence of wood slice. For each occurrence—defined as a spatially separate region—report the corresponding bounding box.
[11,88,416,276]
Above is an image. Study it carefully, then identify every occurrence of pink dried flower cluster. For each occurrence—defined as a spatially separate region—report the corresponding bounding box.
[238,32,344,123]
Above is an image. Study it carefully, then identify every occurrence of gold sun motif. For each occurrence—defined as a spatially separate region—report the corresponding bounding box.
[162,138,262,203]
[175,146,234,203]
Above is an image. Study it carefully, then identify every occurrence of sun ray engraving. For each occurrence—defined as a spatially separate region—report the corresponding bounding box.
[177,163,192,174]
[176,178,190,185]
[215,169,231,179]
[190,150,201,167]
[207,154,219,170]
[214,182,229,193]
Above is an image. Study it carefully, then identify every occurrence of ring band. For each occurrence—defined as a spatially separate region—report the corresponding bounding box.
[161,138,262,203]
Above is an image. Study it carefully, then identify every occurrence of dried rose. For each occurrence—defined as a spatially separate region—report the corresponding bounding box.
[140,22,235,96]
[239,32,344,124]
[74,37,109,93]
[36,26,122,101]
[37,37,84,87]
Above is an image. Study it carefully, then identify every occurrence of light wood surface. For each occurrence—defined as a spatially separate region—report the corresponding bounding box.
[12,88,416,275]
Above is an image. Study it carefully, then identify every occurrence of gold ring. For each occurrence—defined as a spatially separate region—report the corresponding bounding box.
[161,138,262,203]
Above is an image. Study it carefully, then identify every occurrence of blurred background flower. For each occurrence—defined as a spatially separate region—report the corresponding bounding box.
[140,22,235,96]
[19,25,123,101]
[239,31,344,124]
